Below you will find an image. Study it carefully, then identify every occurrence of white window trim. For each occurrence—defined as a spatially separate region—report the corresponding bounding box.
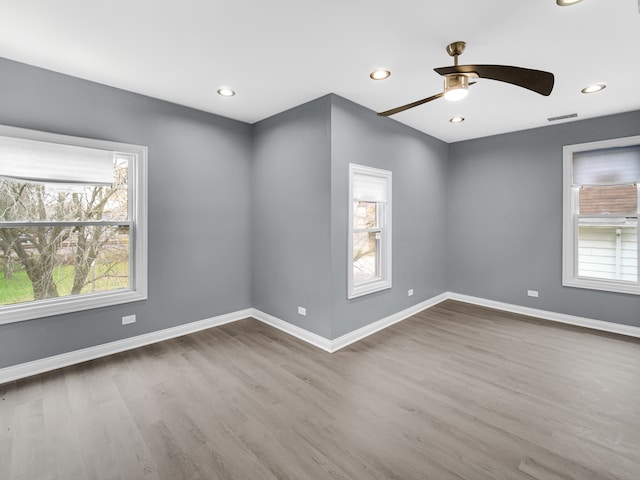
[0,125,148,324]
[562,134,640,295]
[348,163,392,299]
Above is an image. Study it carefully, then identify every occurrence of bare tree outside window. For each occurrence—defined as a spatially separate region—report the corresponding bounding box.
[353,201,380,284]
[0,158,130,305]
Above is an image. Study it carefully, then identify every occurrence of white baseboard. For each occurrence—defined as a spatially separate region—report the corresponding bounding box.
[329,292,450,352]
[0,308,253,385]
[3,291,639,385]
[251,293,449,353]
[447,292,640,339]
[0,295,451,384]
[250,308,333,352]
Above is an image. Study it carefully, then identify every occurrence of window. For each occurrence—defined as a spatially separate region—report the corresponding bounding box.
[563,135,640,295]
[0,125,147,323]
[348,163,391,299]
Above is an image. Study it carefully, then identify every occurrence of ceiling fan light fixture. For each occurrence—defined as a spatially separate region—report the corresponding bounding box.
[581,83,606,94]
[443,75,469,101]
[370,69,391,80]
[377,41,554,117]
[556,0,583,5]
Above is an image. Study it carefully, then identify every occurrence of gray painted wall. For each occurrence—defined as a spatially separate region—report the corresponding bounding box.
[330,96,449,338]
[251,95,449,340]
[448,111,640,327]
[251,96,333,338]
[0,58,253,368]
[1,54,638,370]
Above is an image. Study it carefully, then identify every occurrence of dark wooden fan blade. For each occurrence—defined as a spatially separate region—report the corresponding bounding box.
[377,92,444,116]
[434,64,554,96]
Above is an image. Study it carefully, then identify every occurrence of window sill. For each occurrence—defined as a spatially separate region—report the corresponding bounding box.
[348,279,391,300]
[0,290,147,325]
[563,277,640,296]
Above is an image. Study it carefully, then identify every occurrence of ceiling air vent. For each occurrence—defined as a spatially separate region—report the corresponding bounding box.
[548,113,578,122]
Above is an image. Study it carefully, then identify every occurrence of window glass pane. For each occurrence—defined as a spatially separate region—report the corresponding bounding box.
[0,157,128,222]
[578,218,637,283]
[353,201,378,229]
[353,231,380,284]
[0,225,130,306]
[579,184,638,215]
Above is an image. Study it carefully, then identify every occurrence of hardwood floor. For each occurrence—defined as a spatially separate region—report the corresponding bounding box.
[1,300,639,479]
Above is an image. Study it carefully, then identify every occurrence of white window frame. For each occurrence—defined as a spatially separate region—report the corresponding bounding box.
[562,135,640,295]
[0,124,148,324]
[348,163,392,299]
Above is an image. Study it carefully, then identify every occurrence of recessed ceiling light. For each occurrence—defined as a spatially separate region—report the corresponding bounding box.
[217,87,236,97]
[449,116,465,123]
[370,69,391,81]
[556,0,583,6]
[581,83,606,94]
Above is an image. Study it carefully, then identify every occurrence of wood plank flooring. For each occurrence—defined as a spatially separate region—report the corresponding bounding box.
[1,300,639,479]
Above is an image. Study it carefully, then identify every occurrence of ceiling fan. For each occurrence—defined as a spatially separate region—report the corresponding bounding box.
[377,41,555,117]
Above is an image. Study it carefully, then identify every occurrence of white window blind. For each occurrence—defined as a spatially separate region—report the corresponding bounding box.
[352,172,388,202]
[573,145,640,186]
[0,135,114,185]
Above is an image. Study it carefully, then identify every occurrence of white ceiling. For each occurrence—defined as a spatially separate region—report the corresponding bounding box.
[0,0,638,143]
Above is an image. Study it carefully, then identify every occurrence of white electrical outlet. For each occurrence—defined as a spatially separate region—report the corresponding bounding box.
[297,306,307,316]
[527,290,539,298]
[408,289,414,297]
[122,314,136,325]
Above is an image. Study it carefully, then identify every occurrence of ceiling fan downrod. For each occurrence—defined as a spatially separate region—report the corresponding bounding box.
[446,41,466,66]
